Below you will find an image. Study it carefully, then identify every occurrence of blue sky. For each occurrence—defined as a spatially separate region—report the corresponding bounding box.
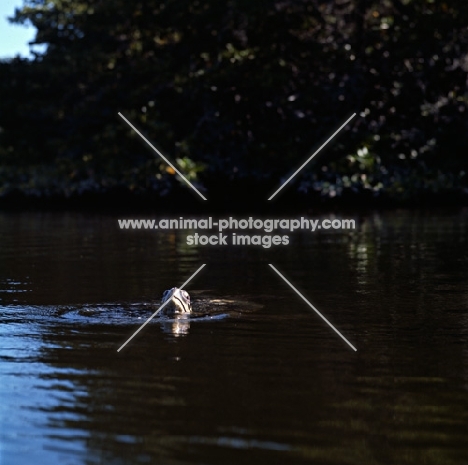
[0,1,37,58]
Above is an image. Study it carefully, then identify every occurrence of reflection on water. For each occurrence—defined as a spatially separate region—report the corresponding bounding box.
[161,315,191,337]
[1,210,468,465]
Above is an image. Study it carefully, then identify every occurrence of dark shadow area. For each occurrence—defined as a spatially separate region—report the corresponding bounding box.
[0,0,467,210]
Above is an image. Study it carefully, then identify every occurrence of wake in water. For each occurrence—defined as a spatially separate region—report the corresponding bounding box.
[41,294,262,337]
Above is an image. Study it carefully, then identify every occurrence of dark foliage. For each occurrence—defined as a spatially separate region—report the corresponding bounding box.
[0,0,467,205]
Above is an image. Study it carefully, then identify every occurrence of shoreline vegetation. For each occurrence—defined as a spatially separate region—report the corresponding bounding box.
[1,1,467,211]
[1,179,466,213]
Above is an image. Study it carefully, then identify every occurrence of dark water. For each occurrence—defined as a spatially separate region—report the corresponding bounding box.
[1,210,467,465]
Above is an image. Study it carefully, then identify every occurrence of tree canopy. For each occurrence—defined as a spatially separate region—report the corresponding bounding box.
[0,0,467,205]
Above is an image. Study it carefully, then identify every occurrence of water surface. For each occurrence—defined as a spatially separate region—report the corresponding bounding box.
[1,211,467,464]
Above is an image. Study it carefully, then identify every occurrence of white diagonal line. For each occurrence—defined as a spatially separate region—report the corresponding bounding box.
[268,264,357,351]
[118,112,207,201]
[268,113,356,200]
[117,264,206,352]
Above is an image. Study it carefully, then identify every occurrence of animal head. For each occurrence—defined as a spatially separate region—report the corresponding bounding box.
[161,287,192,314]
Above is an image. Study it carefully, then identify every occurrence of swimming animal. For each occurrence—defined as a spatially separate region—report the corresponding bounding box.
[160,287,192,315]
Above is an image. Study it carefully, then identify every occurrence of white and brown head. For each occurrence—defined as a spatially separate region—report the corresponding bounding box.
[161,287,192,315]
